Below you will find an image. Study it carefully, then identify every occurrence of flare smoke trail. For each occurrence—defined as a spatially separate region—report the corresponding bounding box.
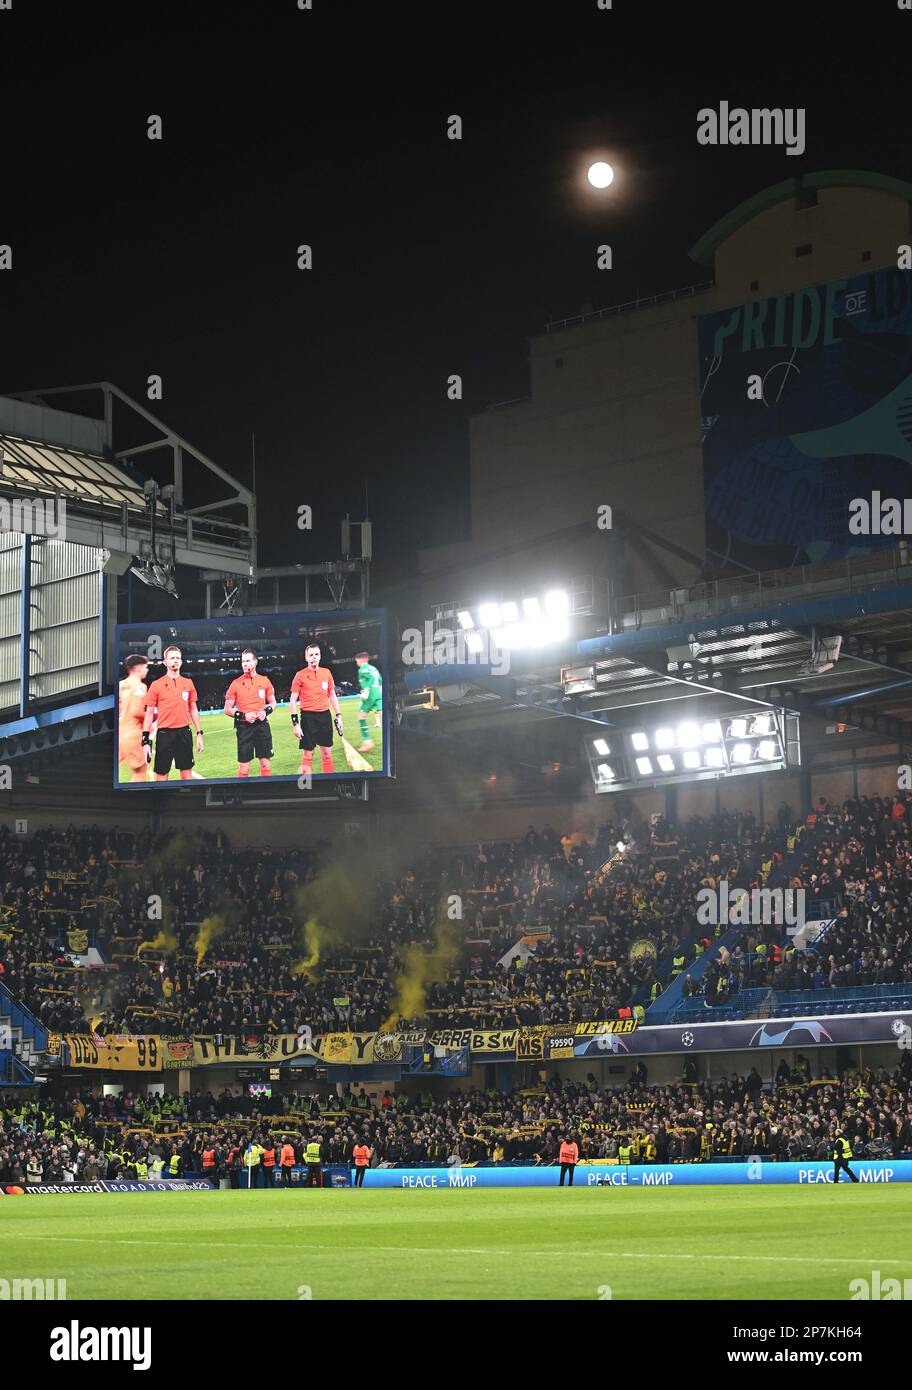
[383,915,462,1028]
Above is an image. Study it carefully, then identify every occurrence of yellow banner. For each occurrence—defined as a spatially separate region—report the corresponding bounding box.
[317,1032,354,1064]
[426,1028,518,1054]
[516,1030,545,1060]
[173,1033,315,1068]
[65,1035,162,1071]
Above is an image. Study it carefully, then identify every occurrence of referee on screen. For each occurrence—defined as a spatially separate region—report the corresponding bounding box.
[223,650,276,778]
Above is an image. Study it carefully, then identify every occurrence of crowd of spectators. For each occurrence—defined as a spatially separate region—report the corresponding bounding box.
[0,808,793,1035]
[1,793,911,1037]
[693,792,912,1006]
[3,1056,910,1183]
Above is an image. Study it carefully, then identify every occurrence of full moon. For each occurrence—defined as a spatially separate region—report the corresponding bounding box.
[587,161,614,189]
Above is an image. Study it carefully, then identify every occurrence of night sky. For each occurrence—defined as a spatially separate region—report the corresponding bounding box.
[2,0,909,608]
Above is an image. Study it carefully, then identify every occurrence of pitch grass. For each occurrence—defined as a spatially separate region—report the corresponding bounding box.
[3,1185,911,1301]
[118,696,382,783]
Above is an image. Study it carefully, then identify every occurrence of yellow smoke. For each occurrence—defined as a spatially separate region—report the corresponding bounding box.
[194,914,227,967]
[288,867,372,982]
[291,918,324,981]
[137,929,177,958]
[383,918,462,1028]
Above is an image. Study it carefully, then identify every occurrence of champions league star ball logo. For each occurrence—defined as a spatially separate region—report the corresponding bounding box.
[681,1031,695,1047]
[748,1020,833,1047]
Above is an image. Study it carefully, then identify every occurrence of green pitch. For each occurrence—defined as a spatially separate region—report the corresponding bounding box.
[118,697,382,782]
[3,1186,911,1300]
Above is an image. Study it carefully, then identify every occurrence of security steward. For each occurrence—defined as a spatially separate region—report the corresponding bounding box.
[304,1136,323,1188]
[617,1137,634,1165]
[833,1129,859,1184]
[353,1140,371,1187]
[558,1134,579,1186]
[280,1138,297,1187]
[261,1141,277,1188]
[202,1142,218,1188]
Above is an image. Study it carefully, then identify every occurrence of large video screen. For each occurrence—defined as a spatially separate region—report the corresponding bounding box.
[114,610,389,788]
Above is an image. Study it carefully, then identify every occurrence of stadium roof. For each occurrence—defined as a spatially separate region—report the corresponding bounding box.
[690,169,912,268]
[0,384,256,576]
[0,431,146,509]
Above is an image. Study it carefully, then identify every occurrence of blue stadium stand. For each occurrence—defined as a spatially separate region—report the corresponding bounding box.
[0,979,49,1085]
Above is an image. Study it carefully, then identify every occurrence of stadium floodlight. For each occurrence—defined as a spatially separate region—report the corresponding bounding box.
[757,739,778,760]
[544,589,570,616]
[464,631,484,653]
[631,731,649,751]
[682,749,702,770]
[677,722,701,748]
[701,721,722,742]
[596,763,615,781]
[655,727,675,750]
[728,717,748,738]
[493,616,568,649]
[731,742,752,763]
[479,602,502,628]
[130,556,178,597]
[751,712,774,735]
[593,738,610,756]
[635,756,653,775]
[562,664,596,694]
[657,754,675,772]
[522,596,541,618]
[457,610,474,629]
[500,601,519,622]
[705,746,725,767]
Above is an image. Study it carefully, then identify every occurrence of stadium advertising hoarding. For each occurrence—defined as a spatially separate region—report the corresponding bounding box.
[114,609,389,788]
[699,265,912,570]
[0,1180,213,1195]
[359,1161,912,1188]
[610,1011,912,1055]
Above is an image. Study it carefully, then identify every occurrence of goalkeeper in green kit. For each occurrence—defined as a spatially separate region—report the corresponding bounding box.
[355,651,382,752]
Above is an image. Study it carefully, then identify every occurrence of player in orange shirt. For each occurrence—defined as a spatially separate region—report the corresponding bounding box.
[223,649,276,778]
[142,645,204,781]
[289,642,343,777]
[118,654,150,782]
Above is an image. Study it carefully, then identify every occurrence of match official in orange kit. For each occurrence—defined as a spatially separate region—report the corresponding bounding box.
[559,1135,579,1186]
[142,646,204,781]
[223,649,276,778]
[289,642,343,777]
